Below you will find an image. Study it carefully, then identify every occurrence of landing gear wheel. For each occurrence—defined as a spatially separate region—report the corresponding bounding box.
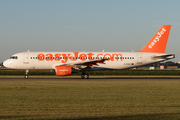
[81,74,89,79]
[84,74,89,79]
[25,75,29,79]
[81,75,84,79]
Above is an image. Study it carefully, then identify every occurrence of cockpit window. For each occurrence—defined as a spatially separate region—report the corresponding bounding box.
[10,56,18,59]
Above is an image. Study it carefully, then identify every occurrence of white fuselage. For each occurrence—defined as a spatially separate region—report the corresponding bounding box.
[3,51,173,70]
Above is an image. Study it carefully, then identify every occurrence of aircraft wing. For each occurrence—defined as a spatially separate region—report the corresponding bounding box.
[65,58,108,66]
[72,59,108,66]
[52,58,109,69]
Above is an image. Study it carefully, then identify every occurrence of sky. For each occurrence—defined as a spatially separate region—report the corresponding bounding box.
[1,0,180,62]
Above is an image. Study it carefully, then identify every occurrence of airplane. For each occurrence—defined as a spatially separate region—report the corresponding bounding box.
[3,25,175,79]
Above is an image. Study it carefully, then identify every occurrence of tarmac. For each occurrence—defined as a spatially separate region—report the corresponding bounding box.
[1,76,180,81]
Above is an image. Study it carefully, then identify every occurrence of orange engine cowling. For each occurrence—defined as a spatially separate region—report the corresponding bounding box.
[55,66,72,76]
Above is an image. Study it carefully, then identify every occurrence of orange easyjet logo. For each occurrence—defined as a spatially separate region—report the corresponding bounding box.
[37,52,123,63]
[148,28,166,49]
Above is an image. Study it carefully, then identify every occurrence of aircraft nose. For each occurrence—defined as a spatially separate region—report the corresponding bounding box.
[3,61,8,68]
[3,60,13,68]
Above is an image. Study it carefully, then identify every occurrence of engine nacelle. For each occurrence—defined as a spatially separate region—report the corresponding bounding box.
[55,66,72,76]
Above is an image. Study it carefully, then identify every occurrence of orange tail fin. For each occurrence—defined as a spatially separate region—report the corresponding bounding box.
[137,25,171,53]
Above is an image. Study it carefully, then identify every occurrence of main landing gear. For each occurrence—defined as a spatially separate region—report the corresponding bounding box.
[81,72,89,79]
[25,70,29,79]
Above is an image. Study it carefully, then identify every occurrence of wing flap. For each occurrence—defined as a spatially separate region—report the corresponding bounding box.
[72,58,108,66]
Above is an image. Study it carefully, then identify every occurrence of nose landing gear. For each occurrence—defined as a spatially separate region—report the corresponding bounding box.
[25,70,29,79]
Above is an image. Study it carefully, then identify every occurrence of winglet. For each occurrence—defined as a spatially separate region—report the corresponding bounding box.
[137,25,171,53]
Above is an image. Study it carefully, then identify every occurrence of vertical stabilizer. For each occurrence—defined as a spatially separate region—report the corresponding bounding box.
[138,25,171,53]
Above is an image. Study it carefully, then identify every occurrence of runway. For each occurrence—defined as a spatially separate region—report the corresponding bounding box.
[1,75,180,79]
[1,77,180,81]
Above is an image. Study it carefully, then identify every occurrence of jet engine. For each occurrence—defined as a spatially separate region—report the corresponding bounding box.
[55,66,73,76]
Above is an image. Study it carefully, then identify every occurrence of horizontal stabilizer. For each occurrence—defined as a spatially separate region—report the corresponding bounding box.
[152,54,175,60]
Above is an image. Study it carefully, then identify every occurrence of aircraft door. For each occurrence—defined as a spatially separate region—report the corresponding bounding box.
[137,54,142,64]
[23,53,29,64]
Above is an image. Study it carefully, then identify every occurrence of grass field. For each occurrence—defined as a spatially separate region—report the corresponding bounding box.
[0,79,180,120]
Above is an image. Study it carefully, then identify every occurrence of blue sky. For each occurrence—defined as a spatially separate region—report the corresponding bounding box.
[1,0,180,62]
